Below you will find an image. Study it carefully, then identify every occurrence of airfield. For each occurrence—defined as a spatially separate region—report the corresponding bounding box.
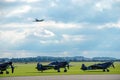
[0,62,120,79]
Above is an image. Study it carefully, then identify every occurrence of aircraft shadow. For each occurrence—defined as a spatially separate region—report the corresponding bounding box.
[26,71,60,73]
[86,71,104,72]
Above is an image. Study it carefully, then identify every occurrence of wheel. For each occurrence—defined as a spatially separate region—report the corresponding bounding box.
[57,69,60,72]
[6,71,9,74]
[41,70,43,73]
[0,72,3,74]
[107,69,109,72]
[64,69,67,72]
[103,69,105,72]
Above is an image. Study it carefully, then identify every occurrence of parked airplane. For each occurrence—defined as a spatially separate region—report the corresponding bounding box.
[0,61,14,74]
[33,18,44,22]
[36,61,70,72]
[81,61,115,72]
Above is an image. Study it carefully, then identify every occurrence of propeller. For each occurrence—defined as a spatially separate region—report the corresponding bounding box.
[11,65,14,73]
[112,63,115,68]
[9,62,14,73]
[67,64,69,69]
[67,62,70,69]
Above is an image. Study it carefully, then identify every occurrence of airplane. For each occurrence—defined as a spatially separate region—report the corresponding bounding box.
[36,61,70,72]
[0,61,14,74]
[33,18,44,22]
[81,61,115,72]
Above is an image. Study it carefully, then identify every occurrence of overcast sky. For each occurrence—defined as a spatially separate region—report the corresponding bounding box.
[0,0,120,58]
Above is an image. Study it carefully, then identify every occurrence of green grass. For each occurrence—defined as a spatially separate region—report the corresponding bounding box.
[0,62,120,77]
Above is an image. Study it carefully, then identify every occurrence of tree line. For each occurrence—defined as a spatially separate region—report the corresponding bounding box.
[0,56,120,63]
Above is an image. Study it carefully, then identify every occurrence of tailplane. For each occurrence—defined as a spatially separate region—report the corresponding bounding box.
[36,63,43,71]
[81,64,87,70]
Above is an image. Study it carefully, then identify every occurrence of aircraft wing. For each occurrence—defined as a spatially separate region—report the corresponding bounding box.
[42,65,54,69]
[89,64,103,69]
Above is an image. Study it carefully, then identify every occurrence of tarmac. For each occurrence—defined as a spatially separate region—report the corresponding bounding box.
[0,75,120,80]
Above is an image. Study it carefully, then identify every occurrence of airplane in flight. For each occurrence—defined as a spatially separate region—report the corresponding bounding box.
[33,18,44,22]
[36,61,70,72]
[81,61,115,72]
[0,61,14,74]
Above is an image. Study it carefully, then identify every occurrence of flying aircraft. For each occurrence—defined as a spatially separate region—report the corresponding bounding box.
[33,18,44,22]
[0,61,14,74]
[81,61,115,72]
[36,61,70,72]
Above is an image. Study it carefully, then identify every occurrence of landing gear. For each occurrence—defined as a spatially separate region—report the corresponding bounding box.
[57,69,60,72]
[103,69,105,72]
[103,69,109,72]
[64,69,67,72]
[0,71,9,74]
[6,71,9,74]
[64,67,67,72]
[0,72,3,74]
[57,67,68,72]
[107,69,109,72]
[40,70,43,73]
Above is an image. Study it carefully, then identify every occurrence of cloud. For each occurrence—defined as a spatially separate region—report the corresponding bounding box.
[0,0,120,58]
[50,1,58,7]
[4,0,40,3]
[0,50,36,58]
[4,0,16,2]
[0,30,26,44]
[98,20,120,29]
[34,28,55,38]
[0,20,82,29]
[62,34,86,42]
[40,40,59,44]
[81,51,120,58]
[0,50,71,58]
[6,5,31,17]
[21,0,40,3]
[0,20,82,43]
[71,0,92,6]
[39,34,86,44]
[61,51,69,57]
[39,21,82,29]
[0,20,83,45]
[94,0,112,12]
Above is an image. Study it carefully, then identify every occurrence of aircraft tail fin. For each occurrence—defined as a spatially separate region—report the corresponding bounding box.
[81,64,87,70]
[36,63,43,71]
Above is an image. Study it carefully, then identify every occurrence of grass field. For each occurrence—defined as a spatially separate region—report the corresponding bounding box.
[0,62,120,77]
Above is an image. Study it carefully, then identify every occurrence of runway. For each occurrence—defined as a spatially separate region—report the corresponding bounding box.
[1,75,120,80]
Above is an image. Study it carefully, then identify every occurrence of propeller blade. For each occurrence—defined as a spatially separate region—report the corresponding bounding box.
[11,65,14,73]
[67,64,69,69]
[112,63,115,68]
[67,62,70,69]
